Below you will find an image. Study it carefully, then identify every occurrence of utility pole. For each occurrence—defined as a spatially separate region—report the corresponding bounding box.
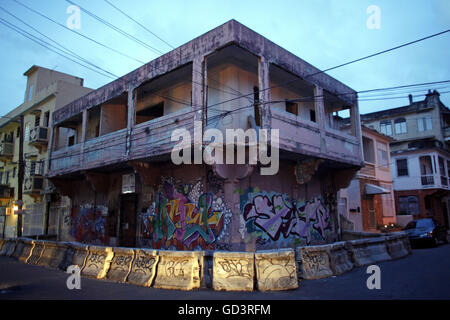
[17,115,24,237]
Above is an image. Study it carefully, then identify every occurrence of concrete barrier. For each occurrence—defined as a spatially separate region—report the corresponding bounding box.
[153,250,202,291]
[81,245,114,279]
[0,239,10,255]
[37,241,59,267]
[386,234,409,260]
[11,239,25,259]
[58,243,76,271]
[3,240,17,257]
[18,239,35,263]
[213,251,254,292]
[70,243,89,270]
[328,242,353,275]
[0,239,4,252]
[48,242,70,269]
[126,249,159,287]
[345,239,373,267]
[365,237,392,263]
[296,245,333,280]
[27,240,45,265]
[255,249,298,291]
[342,230,385,241]
[106,247,135,282]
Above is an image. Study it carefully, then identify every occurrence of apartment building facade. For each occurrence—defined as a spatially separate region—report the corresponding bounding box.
[0,66,92,238]
[47,20,363,251]
[338,126,396,232]
[362,90,450,228]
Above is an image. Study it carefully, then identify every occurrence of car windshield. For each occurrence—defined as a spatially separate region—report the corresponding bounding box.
[416,219,434,228]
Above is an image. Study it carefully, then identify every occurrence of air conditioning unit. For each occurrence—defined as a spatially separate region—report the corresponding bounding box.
[29,126,49,145]
[24,175,44,194]
[0,142,14,160]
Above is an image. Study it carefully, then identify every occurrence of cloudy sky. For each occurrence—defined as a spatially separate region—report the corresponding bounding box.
[0,0,449,117]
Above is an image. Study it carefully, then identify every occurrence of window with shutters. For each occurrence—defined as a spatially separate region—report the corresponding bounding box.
[396,159,408,176]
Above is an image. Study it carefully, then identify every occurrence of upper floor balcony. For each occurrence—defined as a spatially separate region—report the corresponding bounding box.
[48,20,363,178]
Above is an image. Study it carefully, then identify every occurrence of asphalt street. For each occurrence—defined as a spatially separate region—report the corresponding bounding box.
[0,243,449,300]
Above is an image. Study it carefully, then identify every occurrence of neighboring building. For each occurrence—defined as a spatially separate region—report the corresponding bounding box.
[362,90,450,228]
[0,65,92,238]
[338,126,396,232]
[47,20,363,251]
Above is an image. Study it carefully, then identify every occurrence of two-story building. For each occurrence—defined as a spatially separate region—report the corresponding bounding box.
[0,66,92,238]
[361,90,450,229]
[47,20,364,251]
[338,126,396,232]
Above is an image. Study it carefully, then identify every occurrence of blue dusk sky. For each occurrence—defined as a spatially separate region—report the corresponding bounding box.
[0,0,449,117]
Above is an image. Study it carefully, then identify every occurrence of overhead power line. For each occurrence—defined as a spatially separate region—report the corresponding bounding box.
[205,28,450,110]
[103,0,174,50]
[0,17,117,79]
[0,5,118,79]
[13,0,146,65]
[65,0,164,56]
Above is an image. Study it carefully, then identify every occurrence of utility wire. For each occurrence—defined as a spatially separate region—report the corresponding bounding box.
[101,0,249,101]
[205,28,450,110]
[0,5,118,79]
[103,0,174,50]
[13,0,146,65]
[65,0,164,56]
[0,17,116,80]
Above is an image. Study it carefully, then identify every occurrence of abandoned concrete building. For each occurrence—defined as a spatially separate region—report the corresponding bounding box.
[47,20,363,251]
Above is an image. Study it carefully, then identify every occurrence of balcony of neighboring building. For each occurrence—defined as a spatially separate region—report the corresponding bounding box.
[394,152,450,191]
[419,155,449,189]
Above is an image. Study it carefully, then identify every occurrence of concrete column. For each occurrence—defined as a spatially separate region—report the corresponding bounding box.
[258,56,271,129]
[192,55,206,122]
[213,164,253,251]
[126,86,136,155]
[351,97,364,165]
[80,109,88,165]
[314,85,327,153]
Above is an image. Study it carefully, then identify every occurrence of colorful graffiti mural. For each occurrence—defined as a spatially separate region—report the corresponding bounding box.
[140,178,231,250]
[241,188,333,246]
[71,204,109,244]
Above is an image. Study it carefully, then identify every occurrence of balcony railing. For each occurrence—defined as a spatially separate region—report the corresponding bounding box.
[421,174,435,186]
[359,162,375,177]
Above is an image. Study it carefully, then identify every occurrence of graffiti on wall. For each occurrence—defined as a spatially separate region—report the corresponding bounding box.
[140,178,232,250]
[71,204,109,244]
[241,187,333,246]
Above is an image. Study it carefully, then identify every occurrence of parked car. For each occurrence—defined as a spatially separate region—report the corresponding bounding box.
[403,218,448,247]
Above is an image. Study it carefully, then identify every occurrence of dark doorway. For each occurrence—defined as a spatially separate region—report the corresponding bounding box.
[119,194,138,247]
[443,201,449,230]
